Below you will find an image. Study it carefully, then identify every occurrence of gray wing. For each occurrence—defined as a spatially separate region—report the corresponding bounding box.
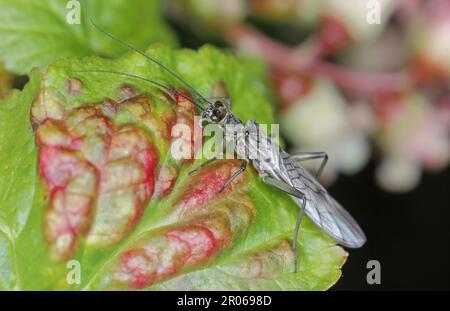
[245,130,366,248]
[284,151,366,248]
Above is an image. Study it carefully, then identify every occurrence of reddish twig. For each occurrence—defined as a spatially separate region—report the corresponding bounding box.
[308,61,410,94]
[225,23,411,95]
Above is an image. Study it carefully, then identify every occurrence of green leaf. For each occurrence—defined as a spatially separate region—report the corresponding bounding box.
[0,0,177,75]
[0,45,346,290]
[0,71,41,290]
[0,65,13,98]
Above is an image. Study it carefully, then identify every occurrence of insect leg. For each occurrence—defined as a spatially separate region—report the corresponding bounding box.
[219,160,248,193]
[293,199,306,273]
[261,176,305,198]
[189,139,238,176]
[291,151,328,179]
[188,157,217,176]
[261,176,306,273]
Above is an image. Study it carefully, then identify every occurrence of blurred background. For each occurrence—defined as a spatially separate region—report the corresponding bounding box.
[1,0,449,290]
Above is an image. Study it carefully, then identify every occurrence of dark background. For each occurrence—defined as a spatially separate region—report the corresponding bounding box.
[330,160,449,290]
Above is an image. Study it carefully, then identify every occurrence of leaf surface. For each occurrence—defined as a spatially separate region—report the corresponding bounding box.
[0,45,346,290]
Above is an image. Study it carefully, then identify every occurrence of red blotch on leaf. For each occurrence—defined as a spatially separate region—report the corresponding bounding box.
[154,165,179,199]
[112,215,233,289]
[116,249,157,289]
[35,99,160,259]
[170,88,197,163]
[167,225,217,266]
[176,161,248,217]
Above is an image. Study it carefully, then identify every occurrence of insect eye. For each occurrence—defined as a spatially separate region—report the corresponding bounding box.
[213,109,220,115]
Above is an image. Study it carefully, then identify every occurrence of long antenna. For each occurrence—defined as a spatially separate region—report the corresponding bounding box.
[90,19,210,108]
[74,69,204,110]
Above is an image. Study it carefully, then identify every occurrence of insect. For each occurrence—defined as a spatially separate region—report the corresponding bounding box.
[83,20,366,272]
